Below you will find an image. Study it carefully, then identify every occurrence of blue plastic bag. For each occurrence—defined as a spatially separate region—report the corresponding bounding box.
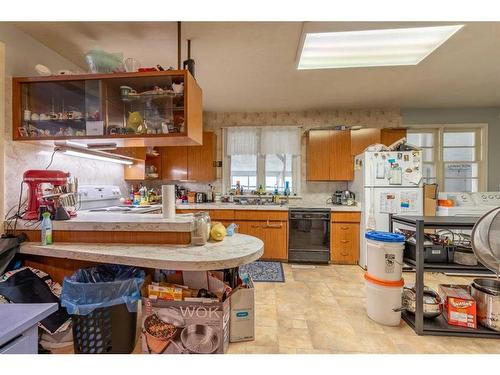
[61,264,145,316]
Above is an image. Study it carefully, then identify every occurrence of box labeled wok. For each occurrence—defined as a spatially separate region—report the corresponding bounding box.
[141,297,230,354]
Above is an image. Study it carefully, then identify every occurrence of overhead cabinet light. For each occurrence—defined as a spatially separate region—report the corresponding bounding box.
[56,146,134,165]
[297,25,464,70]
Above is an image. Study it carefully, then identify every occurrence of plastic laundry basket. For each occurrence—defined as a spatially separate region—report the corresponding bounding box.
[365,231,405,281]
[364,272,404,326]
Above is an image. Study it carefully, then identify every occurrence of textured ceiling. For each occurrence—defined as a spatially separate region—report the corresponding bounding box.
[11,21,500,112]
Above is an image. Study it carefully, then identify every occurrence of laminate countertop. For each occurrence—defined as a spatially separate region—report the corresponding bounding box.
[19,233,264,271]
[12,212,195,232]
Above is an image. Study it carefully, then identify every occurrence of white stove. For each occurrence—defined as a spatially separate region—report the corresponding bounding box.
[437,192,500,217]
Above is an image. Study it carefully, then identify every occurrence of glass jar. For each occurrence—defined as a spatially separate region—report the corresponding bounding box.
[191,211,211,246]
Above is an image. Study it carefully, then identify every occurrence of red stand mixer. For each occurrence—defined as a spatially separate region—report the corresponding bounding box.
[22,170,73,220]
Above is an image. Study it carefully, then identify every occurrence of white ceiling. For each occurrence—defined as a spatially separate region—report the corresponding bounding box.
[11,21,500,112]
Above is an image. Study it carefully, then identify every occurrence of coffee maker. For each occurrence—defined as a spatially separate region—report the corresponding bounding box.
[22,170,72,220]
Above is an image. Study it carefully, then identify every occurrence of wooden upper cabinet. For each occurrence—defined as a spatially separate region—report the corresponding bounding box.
[307,129,353,181]
[381,128,407,146]
[307,130,332,180]
[160,146,188,181]
[350,128,381,157]
[159,131,216,182]
[12,70,202,147]
[187,131,216,182]
[330,130,353,180]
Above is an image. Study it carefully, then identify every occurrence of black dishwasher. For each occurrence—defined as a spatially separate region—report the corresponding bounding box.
[288,209,330,263]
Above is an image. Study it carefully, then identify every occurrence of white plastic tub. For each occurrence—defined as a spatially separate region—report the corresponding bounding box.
[365,231,405,281]
[365,272,404,326]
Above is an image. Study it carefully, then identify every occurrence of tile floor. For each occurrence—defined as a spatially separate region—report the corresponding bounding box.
[226,263,500,354]
[54,263,500,354]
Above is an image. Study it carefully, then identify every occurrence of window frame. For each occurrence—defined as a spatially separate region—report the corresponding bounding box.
[222,127,302,195]
[406,123,488,192]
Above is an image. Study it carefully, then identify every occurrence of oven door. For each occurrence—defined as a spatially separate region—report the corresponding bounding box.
[288,211,330,263]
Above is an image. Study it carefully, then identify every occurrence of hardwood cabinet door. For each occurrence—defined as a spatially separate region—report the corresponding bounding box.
[330,222,359,264]
[187,132,216,182]
[236,220,287,261]
[350,128,381,157]
[329,130,353,180]
[307,130,331,181]
[381,128,407,146]
[160,146,188,180]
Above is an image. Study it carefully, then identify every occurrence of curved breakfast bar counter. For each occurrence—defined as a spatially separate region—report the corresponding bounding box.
[19,233,264,271]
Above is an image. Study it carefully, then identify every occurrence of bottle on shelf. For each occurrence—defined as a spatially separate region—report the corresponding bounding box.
[273,184,279,196]
[284,181,291,196]
[235,180,241,195]
[41,212,53,246]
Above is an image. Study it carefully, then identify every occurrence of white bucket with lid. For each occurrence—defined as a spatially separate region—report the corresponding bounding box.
[365,231,405,281]
[365,272,404,326]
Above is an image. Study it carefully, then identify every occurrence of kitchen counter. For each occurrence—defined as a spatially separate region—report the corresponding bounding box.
[13,211,194,232]
[176,203,361,212]
[19,233,264,271]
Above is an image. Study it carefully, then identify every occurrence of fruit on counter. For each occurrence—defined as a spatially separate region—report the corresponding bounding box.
[210,222,227,241]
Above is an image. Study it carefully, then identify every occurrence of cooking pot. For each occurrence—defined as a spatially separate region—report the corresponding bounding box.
[397,285,443,319]
[470,278,500,332]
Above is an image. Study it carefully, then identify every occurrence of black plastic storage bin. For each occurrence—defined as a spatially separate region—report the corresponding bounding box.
[72,303,137,354]
[404,242,449,263]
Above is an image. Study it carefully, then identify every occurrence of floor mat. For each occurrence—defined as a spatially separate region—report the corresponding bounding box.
[239,261,285,282]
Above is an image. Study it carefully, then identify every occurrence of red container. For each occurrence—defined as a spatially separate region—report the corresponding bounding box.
[439,284,477,329]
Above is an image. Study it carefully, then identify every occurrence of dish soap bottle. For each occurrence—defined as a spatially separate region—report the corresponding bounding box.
[41,212,53,245]
[284,181,290,196]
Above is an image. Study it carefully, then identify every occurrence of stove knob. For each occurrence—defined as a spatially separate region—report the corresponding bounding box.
[495,195,500,199]
[482,194,487,199]
[488,195,494,199]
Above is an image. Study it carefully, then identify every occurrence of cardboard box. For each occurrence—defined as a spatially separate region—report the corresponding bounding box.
[230,277,255,342]
[439,284,477,329]
[423,183,438,217]
[141,297,230,354]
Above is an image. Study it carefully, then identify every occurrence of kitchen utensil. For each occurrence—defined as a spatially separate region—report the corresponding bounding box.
[453,246,478,266]
[470,278,500,331]
[180,324,219,354]
[120,86,137,97]
[399,285,443,319]
[471,207,500,276]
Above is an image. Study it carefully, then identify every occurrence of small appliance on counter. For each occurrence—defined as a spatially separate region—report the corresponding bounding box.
[341,190,356,206]
[195,192,207,203]
[22,169,77,220]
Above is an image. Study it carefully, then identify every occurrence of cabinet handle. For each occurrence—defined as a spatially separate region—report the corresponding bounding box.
[264,220,282,229]
[340,240,350,243]
[341,251,349,256]
[340,226,349,230]
[251,225,260,228]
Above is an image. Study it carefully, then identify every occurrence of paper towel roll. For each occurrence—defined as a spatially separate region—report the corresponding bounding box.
[162,185,176,219]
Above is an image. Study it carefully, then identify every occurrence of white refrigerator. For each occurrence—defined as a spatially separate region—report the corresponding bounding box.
[350,150,424,268]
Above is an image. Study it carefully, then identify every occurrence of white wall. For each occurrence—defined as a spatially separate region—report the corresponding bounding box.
[0,24,127,217]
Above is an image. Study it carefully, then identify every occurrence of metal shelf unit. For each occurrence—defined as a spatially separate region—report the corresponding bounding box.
[389,214,500,339]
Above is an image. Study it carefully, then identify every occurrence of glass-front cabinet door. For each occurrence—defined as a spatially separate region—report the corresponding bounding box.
[13,71,202,146]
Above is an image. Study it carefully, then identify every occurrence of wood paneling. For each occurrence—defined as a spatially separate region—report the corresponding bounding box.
[330,130,353,180]
[20,230,191,244]
[160,145,188,180]
[350,128,381,157]
[187,132,216,181]
[234,210,288,221]
[22,256,100,284]
[381,128,407,146]
[331,212,361,223]
[307,130,331,181]
[111,147,147,160]
[330,222,359,265]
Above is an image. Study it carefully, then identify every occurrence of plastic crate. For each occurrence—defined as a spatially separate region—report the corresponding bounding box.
[404,242,449,263]
[72,303,137,354]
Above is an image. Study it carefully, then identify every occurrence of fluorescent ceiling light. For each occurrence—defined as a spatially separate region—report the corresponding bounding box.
[58,148,133,165]
[298,25,464,70]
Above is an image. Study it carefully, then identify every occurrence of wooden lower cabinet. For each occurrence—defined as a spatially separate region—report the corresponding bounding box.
[237,220,288,261]
[330,222,359,265]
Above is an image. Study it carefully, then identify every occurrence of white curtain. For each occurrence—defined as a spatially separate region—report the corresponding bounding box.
[226,127,258,155]
[261,126,301,155]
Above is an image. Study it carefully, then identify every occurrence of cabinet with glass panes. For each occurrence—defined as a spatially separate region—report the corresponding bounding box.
[12,70,202,147]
